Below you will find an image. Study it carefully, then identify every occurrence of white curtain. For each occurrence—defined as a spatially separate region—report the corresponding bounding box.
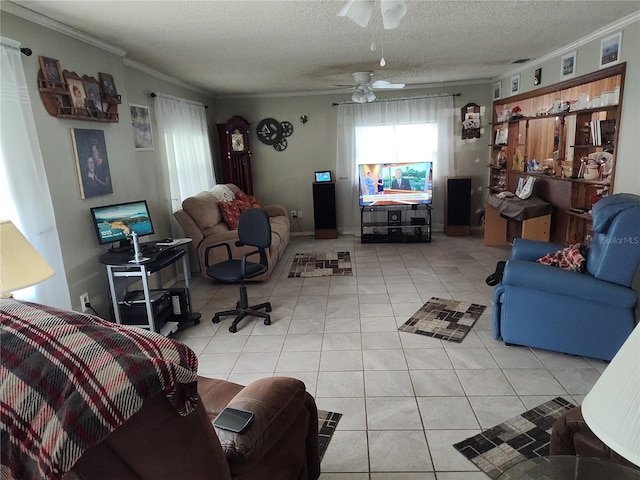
[154,94,215,217]
[336,95,454,232]
[0,37,71,309]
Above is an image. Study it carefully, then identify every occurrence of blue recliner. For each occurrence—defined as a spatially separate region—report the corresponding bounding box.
[493,193,640,361]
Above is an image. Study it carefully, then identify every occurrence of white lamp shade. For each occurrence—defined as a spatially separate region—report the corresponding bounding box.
[582,323,640,466]
[337,0,374,28]
[0,220,55,294]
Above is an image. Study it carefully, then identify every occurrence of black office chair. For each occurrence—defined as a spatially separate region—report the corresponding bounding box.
[204,208,272,333]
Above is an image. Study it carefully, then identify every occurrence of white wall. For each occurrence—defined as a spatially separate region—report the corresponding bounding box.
[216,82,493,234]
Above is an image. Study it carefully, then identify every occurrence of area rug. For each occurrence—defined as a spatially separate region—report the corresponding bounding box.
[398,297,486,343]
[288,252,352,278]
[453,397,576,479]
[317,410,342,460]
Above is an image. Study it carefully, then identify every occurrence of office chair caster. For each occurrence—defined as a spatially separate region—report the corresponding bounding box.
[264,318,271,326]
[229,324,237,333]
[212,315,221,324]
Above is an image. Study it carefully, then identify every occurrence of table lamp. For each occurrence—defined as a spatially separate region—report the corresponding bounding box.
[0,220,55,297]
[582,323,640,466]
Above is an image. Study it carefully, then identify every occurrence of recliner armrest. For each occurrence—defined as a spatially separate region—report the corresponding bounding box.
[502,260,637,308]
[511,238,566,262]
[215,377,308,468]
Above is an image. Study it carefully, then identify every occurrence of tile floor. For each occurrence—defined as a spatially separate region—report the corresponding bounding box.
[174,232,608,479]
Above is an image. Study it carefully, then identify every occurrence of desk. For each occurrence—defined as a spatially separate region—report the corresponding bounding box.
[100,239,201,334]
[484,194,553,247]
[497,455,640,479]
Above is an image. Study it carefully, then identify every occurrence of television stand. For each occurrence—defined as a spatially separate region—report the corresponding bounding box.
[360,204,432,243]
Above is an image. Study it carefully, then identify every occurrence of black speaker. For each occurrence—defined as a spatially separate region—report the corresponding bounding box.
[313,182,337,238]
[388,210,401,225]
[444,177,471,236]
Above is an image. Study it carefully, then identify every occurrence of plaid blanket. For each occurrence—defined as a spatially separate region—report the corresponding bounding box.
[0,299,198,480]
[537,243,588,272]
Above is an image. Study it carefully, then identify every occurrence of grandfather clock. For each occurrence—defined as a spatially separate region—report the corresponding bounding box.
[217,115,253,195]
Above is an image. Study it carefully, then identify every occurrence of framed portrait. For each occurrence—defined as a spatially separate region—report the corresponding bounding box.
[600,31,622,68]
[71,128,113,199]
[561,51,576,80]
[64,71,87,115]
[130,104,154,151]
[534,68,542,86]
[510,74,520,96]
[99,72,118,97]
[39,56,63,83]
[82,76,103,118]
[493,81,501,101]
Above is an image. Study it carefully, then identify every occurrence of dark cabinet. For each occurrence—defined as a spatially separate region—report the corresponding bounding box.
[217,116,253,195]
[312,182,337,239]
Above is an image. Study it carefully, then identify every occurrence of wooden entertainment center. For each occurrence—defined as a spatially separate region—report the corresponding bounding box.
[487,63,625,245]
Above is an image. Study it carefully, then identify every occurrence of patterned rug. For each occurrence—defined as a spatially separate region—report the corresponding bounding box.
[288,252,352,278]
[398,297,486,343]
[318,410,342,460]
[453,397,576,479]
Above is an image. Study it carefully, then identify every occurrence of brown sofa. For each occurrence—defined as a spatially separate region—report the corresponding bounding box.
[66,376,321,480]
[550,406,638,470]
[174,184,290,280]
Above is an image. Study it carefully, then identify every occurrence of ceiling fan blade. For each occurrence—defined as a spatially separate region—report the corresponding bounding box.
[371,80,405,89]
[338,0,375,28]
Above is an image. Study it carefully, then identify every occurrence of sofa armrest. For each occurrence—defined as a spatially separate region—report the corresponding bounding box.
[214,377,307,469]
[263,204,288,219]
[511,238,566,262]
[174,209,204,246]
[502,260,637,308]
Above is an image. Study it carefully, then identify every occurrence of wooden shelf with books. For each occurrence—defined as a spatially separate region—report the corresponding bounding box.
[489,63,625,244]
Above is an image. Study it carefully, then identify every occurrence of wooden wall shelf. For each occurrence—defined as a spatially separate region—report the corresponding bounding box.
[37,69,119,123]
[487,63,625,244]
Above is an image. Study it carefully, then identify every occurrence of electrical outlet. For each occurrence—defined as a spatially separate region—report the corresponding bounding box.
[291,210,298,218]
[297,210,302,218]
[80,293,90,312]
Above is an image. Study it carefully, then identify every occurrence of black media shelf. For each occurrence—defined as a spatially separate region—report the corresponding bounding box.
[360,204,432,243]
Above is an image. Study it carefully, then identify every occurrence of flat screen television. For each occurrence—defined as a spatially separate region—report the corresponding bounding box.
[90,200,154,249]
[359,162,433,206]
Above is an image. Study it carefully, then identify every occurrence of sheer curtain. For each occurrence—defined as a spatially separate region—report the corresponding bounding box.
[0,37,71,308]
[154,94,215,218]
[336,95,454,233]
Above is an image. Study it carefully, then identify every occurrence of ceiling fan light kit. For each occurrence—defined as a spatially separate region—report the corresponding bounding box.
[338,0,407,30]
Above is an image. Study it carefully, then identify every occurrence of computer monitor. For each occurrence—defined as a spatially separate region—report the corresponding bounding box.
[90,200,154,250]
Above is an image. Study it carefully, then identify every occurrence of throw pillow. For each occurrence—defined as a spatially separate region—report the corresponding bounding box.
[235,190,263,210]
[537,243,588,272]
[218,199,243,230]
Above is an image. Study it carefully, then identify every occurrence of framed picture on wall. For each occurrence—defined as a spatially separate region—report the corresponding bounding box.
[99,72,119,98]
[600,31,622,68]
[130,104,154,151]
[38,56,63,84]
[64,72,87,115]
[71,128,113,199]
[510,74,520,95]
[561,51,576,80]
[493,81,501,100]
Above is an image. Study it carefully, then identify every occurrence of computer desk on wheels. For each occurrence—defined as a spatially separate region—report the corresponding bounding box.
[100,238,201,335]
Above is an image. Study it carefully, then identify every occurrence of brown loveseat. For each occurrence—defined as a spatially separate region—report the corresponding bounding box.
[67,376,321,480]
[174,184,290,280]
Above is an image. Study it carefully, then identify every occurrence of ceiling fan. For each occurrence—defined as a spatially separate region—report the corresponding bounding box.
[345,71,405,103]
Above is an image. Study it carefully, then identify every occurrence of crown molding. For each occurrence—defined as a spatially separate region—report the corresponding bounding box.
[123,58,211,96]
[494,11,640,80]
[2,2,127,57]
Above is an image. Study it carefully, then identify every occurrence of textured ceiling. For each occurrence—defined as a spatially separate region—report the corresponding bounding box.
[8,1,640,96]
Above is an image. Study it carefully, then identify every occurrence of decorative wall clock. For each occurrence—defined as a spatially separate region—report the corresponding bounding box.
[256,118,293,151]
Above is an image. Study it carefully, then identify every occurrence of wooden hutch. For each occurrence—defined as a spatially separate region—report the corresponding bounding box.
[488,63,625,244]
